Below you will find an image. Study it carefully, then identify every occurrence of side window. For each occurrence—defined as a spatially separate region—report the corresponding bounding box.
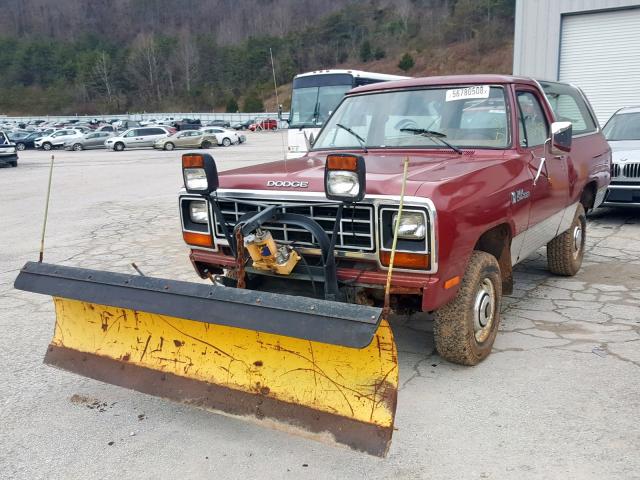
[125,130,137,137]
[540,82,597,135]
[516,91,549,148]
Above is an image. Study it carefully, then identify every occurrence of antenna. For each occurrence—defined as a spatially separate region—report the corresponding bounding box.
[270,47,287,166]
[39,154,55,262]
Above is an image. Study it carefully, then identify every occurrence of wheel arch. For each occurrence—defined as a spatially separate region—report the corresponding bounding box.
[473,222,514,295]
[580,180,597,211]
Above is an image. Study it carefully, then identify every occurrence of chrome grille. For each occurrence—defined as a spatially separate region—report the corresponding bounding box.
[611,163,621,178]
[623,163,640,178]
[213,199,375,251]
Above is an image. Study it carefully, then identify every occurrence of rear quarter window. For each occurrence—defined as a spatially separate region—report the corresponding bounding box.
[539,81,598,136]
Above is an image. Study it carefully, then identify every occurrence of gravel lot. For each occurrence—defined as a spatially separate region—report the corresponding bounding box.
[1,132,639,480]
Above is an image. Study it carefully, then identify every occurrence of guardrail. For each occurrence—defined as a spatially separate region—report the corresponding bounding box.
[0,112,290,125]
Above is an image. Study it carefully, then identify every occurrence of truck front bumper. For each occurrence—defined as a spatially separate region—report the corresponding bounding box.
[189,248,442,311]
[0,153,18,165]
[603,183,640,206]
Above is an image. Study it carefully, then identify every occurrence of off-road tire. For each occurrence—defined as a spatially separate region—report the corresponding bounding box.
[72,143,83,151]
[164,142,175,151]
[547,204,586,276]
[42,142,52,151]
[114,142,125,152]
[222,137,232,147]
[201,140,212,149]
[434,251,502,366]
[16,143,26,151]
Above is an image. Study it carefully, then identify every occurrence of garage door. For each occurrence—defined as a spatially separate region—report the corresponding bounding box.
[559,8,640,125]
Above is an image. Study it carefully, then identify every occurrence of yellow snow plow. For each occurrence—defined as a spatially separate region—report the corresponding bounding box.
[13,153,408,456]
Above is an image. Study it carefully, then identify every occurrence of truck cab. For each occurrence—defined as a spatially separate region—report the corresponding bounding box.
[179,75,610,366]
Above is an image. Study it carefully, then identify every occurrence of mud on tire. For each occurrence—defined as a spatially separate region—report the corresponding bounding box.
[434,251,502,366]
[547,204,586,276]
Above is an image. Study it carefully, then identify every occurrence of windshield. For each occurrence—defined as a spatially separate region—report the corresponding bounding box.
[313,86,509,150]
[289,74,354,129]
[603,112,640,141]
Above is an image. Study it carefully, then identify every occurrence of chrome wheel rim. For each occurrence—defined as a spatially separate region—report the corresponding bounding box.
[572,224,583,259]
[473,278,496,343]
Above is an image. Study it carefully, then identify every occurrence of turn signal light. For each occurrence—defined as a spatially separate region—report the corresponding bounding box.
[379,251,430,270]
[327,154,359,171]
[182,154,205,168]
[182,231,214,248]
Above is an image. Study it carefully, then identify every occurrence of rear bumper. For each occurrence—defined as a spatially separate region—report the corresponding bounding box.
[189,248,442,311]
[603,183,640,206]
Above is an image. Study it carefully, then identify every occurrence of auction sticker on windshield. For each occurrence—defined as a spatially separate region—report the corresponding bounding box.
[446,85,490,102]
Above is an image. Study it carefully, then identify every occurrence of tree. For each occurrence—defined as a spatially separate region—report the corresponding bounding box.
[242,91,264,112]
[374,47,385,60]
[398,52,415,72]
[359,40,372,62]
[226,97,239,112]
[93,51,115,105]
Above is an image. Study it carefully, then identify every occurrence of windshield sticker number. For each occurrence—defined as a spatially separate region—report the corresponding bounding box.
[446,86,490,102]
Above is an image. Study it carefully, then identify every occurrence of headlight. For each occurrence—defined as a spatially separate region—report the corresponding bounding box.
[189,201,209,224]
[392,212,426,240]
[326,171,360,198]
[183,168,208,191]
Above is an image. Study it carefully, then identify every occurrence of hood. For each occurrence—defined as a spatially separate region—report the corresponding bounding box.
[609,140,640,163]
[218,149,507,197]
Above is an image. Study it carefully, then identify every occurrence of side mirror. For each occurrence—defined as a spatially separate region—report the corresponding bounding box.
[182,153,219,195]
[549,121,572,156]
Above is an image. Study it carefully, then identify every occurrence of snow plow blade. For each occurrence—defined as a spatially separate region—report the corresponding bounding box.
[15,261,398,456]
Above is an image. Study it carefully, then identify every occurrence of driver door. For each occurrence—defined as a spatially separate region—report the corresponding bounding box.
[513,87,569,262]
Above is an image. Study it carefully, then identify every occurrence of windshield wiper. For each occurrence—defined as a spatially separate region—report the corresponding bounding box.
[336,123,368,153]
[400,128,462,154]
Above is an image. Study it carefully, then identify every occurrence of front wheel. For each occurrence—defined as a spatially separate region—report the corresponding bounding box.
[16,143,26,151]
[72,143,83,151]
[10,160,18,167]
[547,204,586,276]
[434,251,502,366]
[114,142,125,152]
[42,142,52,151]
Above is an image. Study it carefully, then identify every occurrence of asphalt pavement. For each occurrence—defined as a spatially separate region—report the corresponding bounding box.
[0,132,638,479]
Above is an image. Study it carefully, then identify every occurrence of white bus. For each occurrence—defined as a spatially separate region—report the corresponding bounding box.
[286,69,408,158]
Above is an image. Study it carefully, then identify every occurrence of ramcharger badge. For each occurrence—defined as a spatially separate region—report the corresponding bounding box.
[267,180,309,188]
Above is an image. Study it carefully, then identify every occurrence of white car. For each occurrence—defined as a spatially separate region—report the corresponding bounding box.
[200,127,240,147]
[0,131,18,167]
[35,129,84,150]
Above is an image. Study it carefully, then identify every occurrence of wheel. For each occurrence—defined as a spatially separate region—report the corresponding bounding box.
[72,143,83,151]
[164,142,175,151]
[201,140,211,149]
[434,251,502,366]
[42,142,52,151]
[222,137,232,147]
[547,204,586,276]
[270,125,277,131]
[114,142,125,152]
[10,160,18,167]
[16,143,26,151]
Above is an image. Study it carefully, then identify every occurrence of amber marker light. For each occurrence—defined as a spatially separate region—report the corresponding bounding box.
[444,276,461,289]
[379,251,430,270]
[182,231,214,248]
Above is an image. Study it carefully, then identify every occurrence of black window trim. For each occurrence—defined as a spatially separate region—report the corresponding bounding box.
[515,87,550,149]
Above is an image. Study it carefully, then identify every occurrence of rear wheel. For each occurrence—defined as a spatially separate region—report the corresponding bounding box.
[42,142,52,151]
[547,204,586,276]
[270,125,277,131]
[434,251,502,366]
[164,142,175,151]
[72,143,83,151]
[16,143,26,151]
[201,140,212,149]
[114,142,125,152]
[222,137,231,147]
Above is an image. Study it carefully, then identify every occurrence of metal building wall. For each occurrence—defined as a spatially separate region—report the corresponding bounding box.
[513,0,640,80]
